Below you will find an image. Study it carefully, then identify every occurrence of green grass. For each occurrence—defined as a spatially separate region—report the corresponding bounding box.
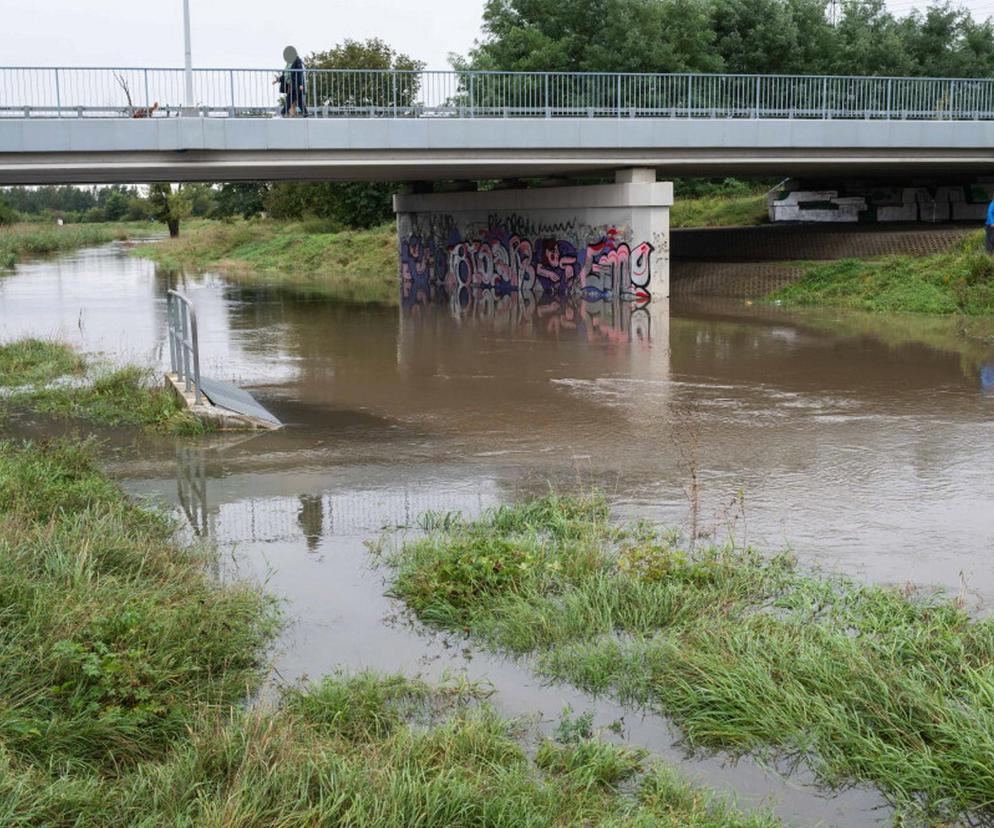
[0,440,778,827]
[0,223,144,269]
[135,219,400,305]
[0,339,84,387]
[382,494,994,824]
[0,339,206,434]
[771,230,994,315]
[0,438,278,773]
[670,193,769,229]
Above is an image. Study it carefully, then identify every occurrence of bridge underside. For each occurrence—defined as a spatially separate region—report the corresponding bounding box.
[3,148,994,185]
[2,118,994,184]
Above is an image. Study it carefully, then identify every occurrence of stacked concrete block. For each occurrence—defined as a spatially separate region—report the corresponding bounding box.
[770,191,867,223]
[877,204,917,221]
[769,181,994,224]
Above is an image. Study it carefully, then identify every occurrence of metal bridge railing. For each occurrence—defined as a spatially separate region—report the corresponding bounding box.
[167,290,202,405]
[4,67,994,121]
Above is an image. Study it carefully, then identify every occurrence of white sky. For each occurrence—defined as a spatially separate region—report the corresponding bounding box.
[0,0,489,70]
[2,0,993,71]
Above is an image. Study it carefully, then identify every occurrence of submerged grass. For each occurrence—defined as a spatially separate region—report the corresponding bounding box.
[0,338,206,434]
[0,441,777,827]
[0,339,84,388]
[383,494,994,824]
[135,219,400,305]
[0,223,143,269]
[771,230,994,315]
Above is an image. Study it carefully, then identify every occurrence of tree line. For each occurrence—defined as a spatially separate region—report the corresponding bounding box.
[463,0,994,78]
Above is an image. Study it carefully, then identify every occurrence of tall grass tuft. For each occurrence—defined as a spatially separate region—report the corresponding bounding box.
[0,339,84,387]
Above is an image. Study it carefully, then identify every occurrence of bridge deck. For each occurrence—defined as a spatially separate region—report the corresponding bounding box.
[3,116,994,183]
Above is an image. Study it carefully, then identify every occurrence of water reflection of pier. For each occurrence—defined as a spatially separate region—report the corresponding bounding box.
[175,445,498,547]
[403,285,659,346]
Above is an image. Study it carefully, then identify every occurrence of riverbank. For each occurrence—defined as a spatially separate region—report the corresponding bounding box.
[770,230,994,315]
[0,222,145,269]
[382,495,994,825]
[0,338,205,434]
[0,438,780,827]
[134,220,399,306]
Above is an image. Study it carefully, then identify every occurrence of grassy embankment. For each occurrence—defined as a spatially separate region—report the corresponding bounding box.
[0,222,145,269]
[0,439,779,826]
[0,338,204,434]
[382,495,994,825]
[771,230,994,317]
[670,192,769,229]
[135,219,400,306]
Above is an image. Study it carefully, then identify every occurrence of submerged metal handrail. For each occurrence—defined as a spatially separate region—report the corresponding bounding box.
[167,290,202,405]
[4,67,994,121]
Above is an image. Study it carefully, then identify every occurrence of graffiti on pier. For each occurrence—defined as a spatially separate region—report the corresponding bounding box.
[400,215,654,300]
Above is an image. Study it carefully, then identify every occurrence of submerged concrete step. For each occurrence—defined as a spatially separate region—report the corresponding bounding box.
[165,373,282,431]
[198,376,282,428]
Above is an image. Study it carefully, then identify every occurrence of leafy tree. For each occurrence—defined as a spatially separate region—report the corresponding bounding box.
[307,38,425,112]
[148,184,192,238]
[0,197,18,226]
[213,183,269,220]
[712,0,834,74]
[183,183,217,218]
[462,0,994,79]
[101,189,130,222]
[265,181,394,229]
[831,0,914,75]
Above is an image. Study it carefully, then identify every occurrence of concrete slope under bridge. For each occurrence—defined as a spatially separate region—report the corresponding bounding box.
[4,117,994,184]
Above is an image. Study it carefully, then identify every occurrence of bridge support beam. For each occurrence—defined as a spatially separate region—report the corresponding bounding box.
[394,169,673,301]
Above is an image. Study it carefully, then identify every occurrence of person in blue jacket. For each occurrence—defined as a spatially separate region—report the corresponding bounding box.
[986,197,994,255]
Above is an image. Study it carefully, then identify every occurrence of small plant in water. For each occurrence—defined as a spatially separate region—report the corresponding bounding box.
[553,706,595,744]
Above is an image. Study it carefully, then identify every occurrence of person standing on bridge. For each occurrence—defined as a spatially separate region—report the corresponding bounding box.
[275,46,307,117]
[986,196,994,255]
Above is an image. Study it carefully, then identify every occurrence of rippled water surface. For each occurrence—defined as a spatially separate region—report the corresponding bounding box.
[3,240,994,826]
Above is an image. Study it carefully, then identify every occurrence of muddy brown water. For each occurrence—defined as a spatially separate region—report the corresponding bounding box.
[3,240,994,826]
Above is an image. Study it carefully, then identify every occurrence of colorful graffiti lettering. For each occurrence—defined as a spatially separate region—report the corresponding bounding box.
[400,219,653,301]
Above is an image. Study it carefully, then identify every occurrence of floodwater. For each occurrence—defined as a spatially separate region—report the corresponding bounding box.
[3,240,994,826]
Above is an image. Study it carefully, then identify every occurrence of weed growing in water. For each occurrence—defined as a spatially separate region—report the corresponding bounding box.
[0,339,84,387]
[384,494,994,824]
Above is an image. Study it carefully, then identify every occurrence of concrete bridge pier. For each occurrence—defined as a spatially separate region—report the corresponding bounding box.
[394,169,673,301]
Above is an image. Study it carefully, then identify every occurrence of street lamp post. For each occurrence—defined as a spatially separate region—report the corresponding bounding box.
[182,0,195,115]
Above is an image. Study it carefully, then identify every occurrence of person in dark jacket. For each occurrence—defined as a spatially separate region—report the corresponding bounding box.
[276,45,307,117]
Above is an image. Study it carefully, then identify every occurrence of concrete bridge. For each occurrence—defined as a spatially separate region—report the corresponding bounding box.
[4,67,994,300]
[3,68,994,183]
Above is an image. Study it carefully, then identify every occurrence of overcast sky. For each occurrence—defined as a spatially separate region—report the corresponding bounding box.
[1,0,489,70]
[3,0,994,71]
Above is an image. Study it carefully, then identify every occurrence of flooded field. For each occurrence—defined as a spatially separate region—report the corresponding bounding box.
[3,240,994,826]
